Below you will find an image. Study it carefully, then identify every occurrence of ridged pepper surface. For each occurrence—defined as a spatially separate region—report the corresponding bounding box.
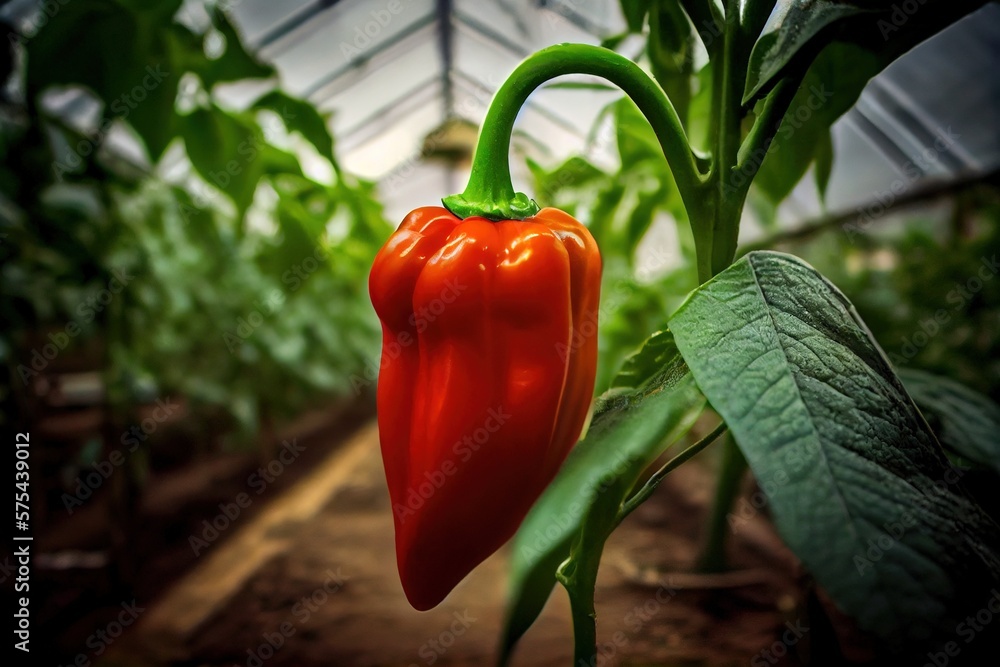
[369,205,601,610]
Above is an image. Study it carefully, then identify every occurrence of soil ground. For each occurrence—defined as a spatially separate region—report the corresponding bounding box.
[31,407,878,666]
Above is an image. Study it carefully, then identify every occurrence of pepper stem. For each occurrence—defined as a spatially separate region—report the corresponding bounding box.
[443,44,703,221]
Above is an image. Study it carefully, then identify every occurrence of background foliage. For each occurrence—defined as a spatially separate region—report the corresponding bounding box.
[1,0,389,444]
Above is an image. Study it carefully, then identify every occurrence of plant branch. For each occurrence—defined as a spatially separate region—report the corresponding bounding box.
[737,75,800,174]
[615,421,728,527]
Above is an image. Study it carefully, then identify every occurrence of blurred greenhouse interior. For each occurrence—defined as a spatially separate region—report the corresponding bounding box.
[2,0,999,665]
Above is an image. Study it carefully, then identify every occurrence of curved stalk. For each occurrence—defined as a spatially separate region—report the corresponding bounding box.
[443,43,703,222]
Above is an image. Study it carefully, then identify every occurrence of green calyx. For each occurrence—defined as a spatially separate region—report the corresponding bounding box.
[442,191,539,221]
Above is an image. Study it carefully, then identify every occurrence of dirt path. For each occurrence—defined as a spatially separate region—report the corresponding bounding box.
[99,420,864,666]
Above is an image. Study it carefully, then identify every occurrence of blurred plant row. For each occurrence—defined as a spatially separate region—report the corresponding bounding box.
[0,0,390,444]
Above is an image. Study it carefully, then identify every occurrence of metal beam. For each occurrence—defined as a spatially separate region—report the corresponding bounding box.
[437,0,454,119]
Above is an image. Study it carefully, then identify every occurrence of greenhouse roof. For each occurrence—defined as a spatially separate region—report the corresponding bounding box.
[218,0,1000,227]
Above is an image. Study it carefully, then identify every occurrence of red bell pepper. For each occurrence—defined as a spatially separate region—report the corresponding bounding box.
[369,205,601,609]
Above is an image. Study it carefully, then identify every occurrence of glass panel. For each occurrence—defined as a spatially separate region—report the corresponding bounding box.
[264,0,437,95]
[228,0,316,46]
[318,30,442,138]
[339,86,444,180]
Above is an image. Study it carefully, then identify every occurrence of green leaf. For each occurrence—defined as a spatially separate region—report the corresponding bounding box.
[740,0,778,47]
[611,329,680,389]
[620,0,652,33]
[201,7,274,85]
[899,369,1000,478]
[685,62,713,153]
[600,32,630,50]
[669,251,1000,653]
[179,105,262,218]
[749,0,986,203]
[744,0,991,104]
[500,332,705,664]
[615,97,666,166]
[743,1,880,104]
[527,156,606,207]
[750,41,877,204]
[253,90,335,160]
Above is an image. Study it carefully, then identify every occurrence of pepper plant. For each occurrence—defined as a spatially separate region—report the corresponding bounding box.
[370,0,1000,663]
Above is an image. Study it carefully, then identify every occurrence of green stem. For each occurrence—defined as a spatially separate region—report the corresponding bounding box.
[555,469,624,666]
[557,549,601,667]
[698,433,748,572]
[616,421,727,527]
[705,0,745,279]
[737,77,799,170]
[443,44,703,222]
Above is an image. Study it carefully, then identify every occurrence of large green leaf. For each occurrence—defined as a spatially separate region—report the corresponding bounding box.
[500,332,705,664]
[744,0,991,103]
[669,251,1000,654]
[900,368,1000,478]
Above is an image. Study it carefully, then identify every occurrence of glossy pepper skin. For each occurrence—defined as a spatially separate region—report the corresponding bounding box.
[369,205,601,610]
